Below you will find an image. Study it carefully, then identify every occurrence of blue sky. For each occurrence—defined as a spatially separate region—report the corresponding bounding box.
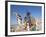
[10,5,42,25]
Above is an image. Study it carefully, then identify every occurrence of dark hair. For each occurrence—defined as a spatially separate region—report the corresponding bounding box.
[27,12,30,16]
